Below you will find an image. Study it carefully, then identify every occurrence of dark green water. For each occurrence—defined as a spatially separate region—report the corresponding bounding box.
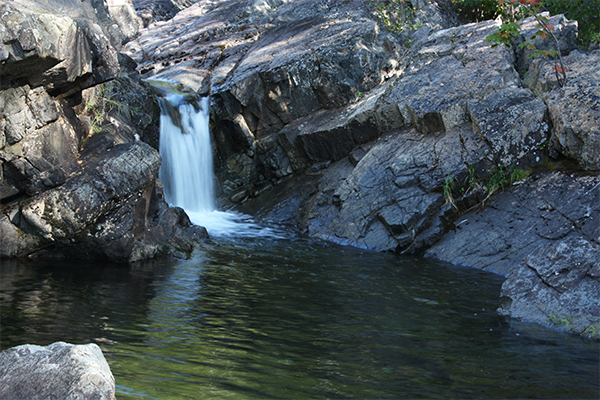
[1,237,599,399]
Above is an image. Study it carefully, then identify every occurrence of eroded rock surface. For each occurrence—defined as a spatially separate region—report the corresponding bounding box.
[427,172,599,274]
[0,0,206,262]
[534,50,600,172]
[0,342,116,400]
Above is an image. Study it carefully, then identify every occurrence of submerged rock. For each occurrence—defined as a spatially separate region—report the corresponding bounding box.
[0,342,116,400]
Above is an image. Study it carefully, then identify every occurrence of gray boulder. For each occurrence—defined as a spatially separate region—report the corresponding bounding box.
[0,1,205,262]
[0,342,116,400]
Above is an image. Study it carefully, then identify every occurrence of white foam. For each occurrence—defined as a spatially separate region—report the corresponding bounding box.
[152,84,282,239]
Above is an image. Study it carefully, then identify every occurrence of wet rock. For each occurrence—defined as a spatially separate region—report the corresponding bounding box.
[499,238,600,339]
[0,342,116,400]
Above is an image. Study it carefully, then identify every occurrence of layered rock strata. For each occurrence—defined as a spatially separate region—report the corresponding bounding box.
[0,0,207,262]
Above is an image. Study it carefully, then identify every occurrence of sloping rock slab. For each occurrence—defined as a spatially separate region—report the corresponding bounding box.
[426,171,599,275]
[293,125,489,252]
[498,237,600,339]
[0,342,116,400]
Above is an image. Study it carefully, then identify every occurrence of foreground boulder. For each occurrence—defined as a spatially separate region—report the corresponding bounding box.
[0,342,116,400]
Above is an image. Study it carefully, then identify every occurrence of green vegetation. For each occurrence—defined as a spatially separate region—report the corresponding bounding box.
[78,82,128,141]
[582,324,599,338]
[367,0,422,37]
[444,163,532,209]
[549,312,573,330]
[455,0,599,49]
[451,0,501,22]
[484,164,532,198]
[443,173,457,209]
[543,0,600,48]
[486,0,568,87]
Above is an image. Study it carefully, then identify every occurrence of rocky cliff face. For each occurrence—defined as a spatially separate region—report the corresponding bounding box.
[124,0,598,338]
[0,0,207,262]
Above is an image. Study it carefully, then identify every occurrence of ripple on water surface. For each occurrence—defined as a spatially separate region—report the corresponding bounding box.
[1,238,598,399]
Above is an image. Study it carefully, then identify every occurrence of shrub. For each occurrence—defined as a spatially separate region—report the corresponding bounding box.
[453,0,599,48]
[451,0,501,22]
[367,0,417,35]
[486,0,568,87]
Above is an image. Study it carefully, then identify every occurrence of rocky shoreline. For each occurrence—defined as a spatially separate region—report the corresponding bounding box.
[1,0,598,340]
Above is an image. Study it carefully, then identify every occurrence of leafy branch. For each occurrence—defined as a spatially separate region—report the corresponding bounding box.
[486,0,567,87]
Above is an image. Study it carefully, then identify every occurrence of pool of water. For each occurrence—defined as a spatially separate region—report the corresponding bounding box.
[1,237,598,399]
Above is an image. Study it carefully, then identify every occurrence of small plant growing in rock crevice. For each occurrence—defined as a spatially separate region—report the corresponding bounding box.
[443,173,458,209]
[443,163,532,211]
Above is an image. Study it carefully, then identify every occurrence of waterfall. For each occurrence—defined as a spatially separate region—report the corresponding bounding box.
[149,79,283,238]
[158,95,215,212]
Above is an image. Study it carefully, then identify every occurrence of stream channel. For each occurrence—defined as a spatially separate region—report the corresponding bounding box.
[1,85,599,399]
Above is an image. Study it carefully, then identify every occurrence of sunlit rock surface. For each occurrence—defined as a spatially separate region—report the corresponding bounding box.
[0,0,206,262]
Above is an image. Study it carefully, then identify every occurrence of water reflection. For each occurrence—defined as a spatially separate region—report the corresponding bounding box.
[1,238,598,399]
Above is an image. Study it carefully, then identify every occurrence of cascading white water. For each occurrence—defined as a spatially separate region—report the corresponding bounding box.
[151,80,283,238]
[158,95,215,212]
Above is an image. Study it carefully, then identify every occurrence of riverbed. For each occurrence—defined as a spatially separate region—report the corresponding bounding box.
[1,236,598,399]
